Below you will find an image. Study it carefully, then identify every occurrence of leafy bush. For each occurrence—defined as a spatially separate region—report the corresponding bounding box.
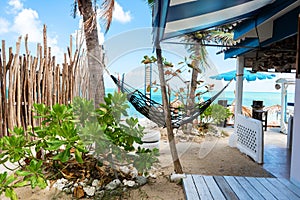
[200,104,232,125]
[0,92,158,199]
[74,92,159,171]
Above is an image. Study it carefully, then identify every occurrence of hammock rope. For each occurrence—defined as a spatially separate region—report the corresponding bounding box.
[110,75,232,128]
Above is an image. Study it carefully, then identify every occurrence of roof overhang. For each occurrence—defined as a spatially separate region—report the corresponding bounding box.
[152,0,274,45]
[224,0,300,59]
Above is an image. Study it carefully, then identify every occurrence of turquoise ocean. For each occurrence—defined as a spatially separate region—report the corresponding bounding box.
[106,88,295,118]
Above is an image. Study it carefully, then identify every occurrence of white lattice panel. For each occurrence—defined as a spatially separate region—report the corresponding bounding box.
[235,114,264,164]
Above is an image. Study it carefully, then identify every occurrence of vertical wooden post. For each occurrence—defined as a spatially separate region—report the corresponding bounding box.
[156,45,183,174]
[0,44,3,137]
[1,41,7,136]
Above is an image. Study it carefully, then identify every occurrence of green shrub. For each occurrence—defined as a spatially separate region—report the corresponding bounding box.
[200,104,232,125]
[0,92,158,200]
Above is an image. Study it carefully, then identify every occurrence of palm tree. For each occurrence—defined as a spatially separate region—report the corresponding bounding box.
[74,0,115,107]
[184,28,235,112]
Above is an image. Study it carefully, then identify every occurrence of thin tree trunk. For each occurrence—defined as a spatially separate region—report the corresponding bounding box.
[156,45,183,174]
[80,0,105,107]
[188,44,201,116]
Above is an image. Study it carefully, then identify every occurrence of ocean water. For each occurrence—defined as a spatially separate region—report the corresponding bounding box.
[106,88,295,118]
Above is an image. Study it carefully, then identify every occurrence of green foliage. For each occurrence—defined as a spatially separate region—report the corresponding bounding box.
[200,104,232,125]
[0,92,159,200]
[74,92,158,173]
[134,147,159,175]
[0,127,30,165]
[16,160,47,189]
[0,172,18,200]
[33,103,88,164]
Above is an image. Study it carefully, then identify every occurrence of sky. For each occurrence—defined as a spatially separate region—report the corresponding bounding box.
[0,0,296,93]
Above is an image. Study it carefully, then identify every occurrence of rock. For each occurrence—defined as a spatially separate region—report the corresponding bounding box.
[63,187,72,194]
[92,179,99,187]
[79,181,87,187]
[120,166,130,175]
[53,178,69,191]
[128,165,138,178]
[63,181,74,189]
[95,190,105,199]
[105,179,121,190]
[170,173,186,182]
[148,172,157,178]
[83,186,96,196]
[123,179,135,187]
[135,176,147,186]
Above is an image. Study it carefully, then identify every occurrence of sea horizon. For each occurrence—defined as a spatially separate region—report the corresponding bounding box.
[106,87,295,118]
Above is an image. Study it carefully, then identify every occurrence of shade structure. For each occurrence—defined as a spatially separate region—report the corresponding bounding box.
[153,0,274,43]
[209,69,276,81]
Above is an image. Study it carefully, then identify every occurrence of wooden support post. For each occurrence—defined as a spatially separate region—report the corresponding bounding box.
[156,44,183,174]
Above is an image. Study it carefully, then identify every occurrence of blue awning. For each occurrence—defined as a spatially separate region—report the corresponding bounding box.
[153,0,274,44]
[224,0,300,58]
[233,0,299,40]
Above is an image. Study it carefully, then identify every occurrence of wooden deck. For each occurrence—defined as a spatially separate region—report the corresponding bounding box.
[183,175,300,200]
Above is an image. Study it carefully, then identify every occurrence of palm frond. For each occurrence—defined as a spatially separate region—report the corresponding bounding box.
[146,0,154,8]
[100,0,115,33]
[208,30,235,45]
[72,0,78,18]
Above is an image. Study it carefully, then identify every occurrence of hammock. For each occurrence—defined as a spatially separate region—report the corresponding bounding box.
[110,75,231,128]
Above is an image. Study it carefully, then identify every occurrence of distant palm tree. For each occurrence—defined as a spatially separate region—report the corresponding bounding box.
[73,0,115,107]
[183,28,235,109]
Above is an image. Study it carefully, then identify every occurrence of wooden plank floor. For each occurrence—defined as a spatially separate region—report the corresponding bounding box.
[183,175,300,200]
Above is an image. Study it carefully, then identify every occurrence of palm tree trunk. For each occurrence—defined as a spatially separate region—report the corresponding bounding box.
[156,45,183,174]
[188,44,201,111]
[79,0,105,107]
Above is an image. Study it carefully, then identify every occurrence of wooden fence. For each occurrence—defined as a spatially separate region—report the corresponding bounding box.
[0,25,90,137]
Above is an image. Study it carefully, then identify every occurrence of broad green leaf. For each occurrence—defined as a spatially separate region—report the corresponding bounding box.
[14,180,29,187]
[0,172,8,182]
[46,140,65,150]
[16,170,32,177]
[5,175,16,186]
[5,188,18,200]
[53,148,70,163]
[29,176,37,188]
[37,177,47,189]
[74,149,83,163]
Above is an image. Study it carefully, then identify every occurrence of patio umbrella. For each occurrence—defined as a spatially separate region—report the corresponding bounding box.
[209,69,276,81]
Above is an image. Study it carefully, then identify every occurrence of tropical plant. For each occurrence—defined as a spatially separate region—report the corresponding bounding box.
[0,92,159,199]
[200,104,232,126]
[74,92,159,171]
[183,28,235,111]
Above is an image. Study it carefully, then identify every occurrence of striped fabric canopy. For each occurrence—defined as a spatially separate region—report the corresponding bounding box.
[153,0,274,44]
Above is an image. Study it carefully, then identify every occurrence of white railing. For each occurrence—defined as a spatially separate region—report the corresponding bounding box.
[235,114,264,164]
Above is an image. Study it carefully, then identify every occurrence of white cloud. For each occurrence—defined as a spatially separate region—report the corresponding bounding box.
[48,36,65,63]
[113,2,132,23]
[10,7,65,63]
[0,18,10,34]
[12,8,42,43]
[8,0,23,12]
